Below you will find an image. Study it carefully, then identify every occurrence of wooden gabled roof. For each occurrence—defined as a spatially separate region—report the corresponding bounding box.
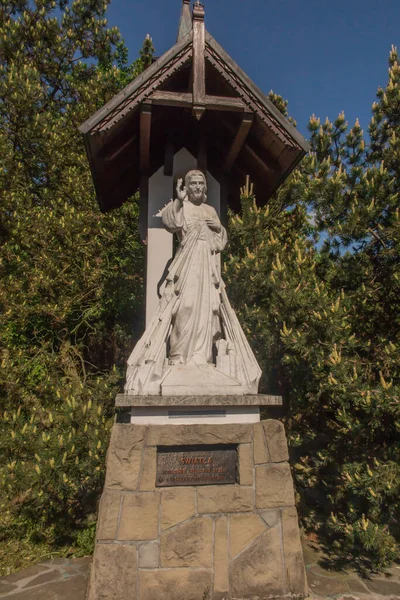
[79,0,309,218]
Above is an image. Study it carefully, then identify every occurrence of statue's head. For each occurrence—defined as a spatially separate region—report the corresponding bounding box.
[184,170,207,205]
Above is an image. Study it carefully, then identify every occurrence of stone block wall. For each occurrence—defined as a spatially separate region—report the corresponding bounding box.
[87,421,307,600]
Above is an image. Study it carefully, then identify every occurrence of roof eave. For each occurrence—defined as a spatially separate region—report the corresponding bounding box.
[205,31,310,153]
[79,31,193,136]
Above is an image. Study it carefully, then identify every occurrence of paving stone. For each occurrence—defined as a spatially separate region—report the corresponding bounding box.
[62,566,87,576]
[8,575,88,600]
[160,517,213,568]
[87,544,136,600]
[22,569,60,588]
[138,542,159,568]
[231,527,284,598]
[255,463,295,508]
[308,564,353,580]
[384,565,400,578]
[262,419,289,462]
[366,579,400,595]
[96,490,121,540]
[146,423,252,446]
[230,514,267,558]
[139,447,157,491]
[161,488,196,530]
[198,484,253,513]
[105,424,146,491]
[139,568,212,600]
[118,492,159,541]
[307,570,350,596]
[301,541,321,566]
[2,564,49,584]
[69,557,92,566]
[238,443,253,485]
[348,578,371,593]
[0,583,18,596]
[44,558,68,566]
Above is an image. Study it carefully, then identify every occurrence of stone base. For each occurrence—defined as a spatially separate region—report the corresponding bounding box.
[87,421,307,600]
[161,364,251,395]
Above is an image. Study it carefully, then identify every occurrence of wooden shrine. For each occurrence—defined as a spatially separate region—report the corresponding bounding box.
[79,0,309,233]
[80,4,310,599]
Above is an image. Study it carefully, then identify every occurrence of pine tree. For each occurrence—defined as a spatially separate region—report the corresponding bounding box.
[0,0,151,571]
[226,52,400,572]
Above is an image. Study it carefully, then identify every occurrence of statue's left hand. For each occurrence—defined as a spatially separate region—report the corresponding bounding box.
[206,218,221,232]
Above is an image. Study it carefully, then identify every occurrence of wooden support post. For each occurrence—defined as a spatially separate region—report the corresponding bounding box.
[139,104,152,241]
[140,104,151,172]
[192,2,206,120]
[223,113,254,172]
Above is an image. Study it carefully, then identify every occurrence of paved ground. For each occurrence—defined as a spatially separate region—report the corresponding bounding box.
[303,542,400,600]
[0,543,400,599]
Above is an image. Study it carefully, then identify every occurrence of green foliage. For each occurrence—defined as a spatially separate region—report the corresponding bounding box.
[0,0,151,569]
[75,522,97,556]
[1,389,112,541]
[226,50,400,573]
[99,34,155,88]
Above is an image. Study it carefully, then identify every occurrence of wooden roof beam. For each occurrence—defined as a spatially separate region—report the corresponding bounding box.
[192,2,206,120]
[242,143,274,177]
[223,113,254,173]
[149,90,246,112]
[139,104,152,241]
[140,104,152,173]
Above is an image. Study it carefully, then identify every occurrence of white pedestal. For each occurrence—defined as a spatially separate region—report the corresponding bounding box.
[130,406,260,425]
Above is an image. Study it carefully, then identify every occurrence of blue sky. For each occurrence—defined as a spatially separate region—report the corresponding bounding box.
[108,0,400,134]
[106,0,400,139]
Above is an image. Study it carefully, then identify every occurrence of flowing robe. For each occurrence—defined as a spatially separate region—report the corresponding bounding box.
[162,199,227,365]
[125,198,261,395]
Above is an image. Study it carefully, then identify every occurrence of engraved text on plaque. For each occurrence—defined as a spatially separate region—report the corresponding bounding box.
[156,445,237,487]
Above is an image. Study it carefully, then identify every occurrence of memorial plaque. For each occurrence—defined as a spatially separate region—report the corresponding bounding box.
[156,445,237,487]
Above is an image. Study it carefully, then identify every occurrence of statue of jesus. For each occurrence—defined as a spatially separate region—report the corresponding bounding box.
[162,170,227,366]
[125,170,261,395]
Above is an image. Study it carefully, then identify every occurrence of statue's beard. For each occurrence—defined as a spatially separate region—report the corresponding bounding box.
[188,192,204,205]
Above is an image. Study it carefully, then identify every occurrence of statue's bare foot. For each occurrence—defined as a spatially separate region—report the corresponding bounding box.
[169,356,184,365]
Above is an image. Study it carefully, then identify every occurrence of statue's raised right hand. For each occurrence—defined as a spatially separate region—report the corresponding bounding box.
[176,178,186,205]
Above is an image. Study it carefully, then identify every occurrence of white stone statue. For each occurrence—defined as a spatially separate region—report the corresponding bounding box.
[125,170,261,396]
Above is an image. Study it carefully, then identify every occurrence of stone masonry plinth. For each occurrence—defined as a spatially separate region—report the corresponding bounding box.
[87,421,307,600]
